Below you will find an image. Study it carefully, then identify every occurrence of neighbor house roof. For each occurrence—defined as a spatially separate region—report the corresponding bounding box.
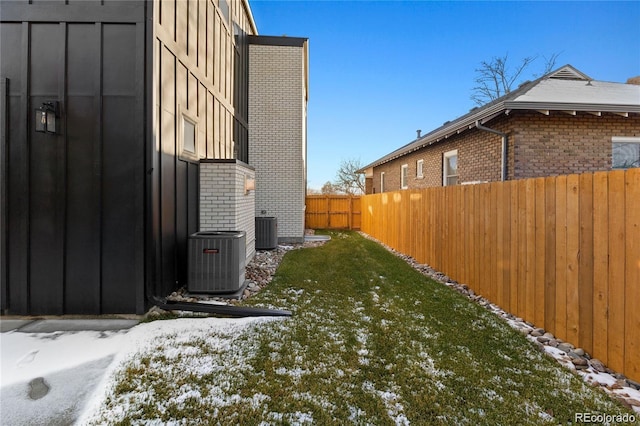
[358,65,640,172]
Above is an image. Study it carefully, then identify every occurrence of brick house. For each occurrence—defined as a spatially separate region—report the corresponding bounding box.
[359,65,640,194]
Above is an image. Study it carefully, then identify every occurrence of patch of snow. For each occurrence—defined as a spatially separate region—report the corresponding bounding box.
[1,329,129,387]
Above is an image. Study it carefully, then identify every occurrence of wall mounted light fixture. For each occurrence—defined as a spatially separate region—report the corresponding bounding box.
[35,101,59,134]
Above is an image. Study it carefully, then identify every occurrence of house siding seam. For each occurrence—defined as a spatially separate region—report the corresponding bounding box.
[199,161,256,262]
[371,112,640,192]
[249,42,306,243]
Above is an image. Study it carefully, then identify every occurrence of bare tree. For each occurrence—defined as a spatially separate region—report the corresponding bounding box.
[321,181,339,194]
[333,158,365,195]
[471,53,560,106]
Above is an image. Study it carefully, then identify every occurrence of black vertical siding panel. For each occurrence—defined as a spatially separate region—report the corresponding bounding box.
[101,24,140,313]
[64,23,101,313]
[5,23,29,314]
[0,78,7,313]
[160,46,176,296]
[188,162,199,236]
[1,23,27,314]
[176,160,187,287]
[29,23,65,314]
[147,39,162,300]
[134,20,146,313]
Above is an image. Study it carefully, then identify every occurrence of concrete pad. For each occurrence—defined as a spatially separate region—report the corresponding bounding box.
[17,319,139,333]
[304,235,331,242]
[0,320,34,333]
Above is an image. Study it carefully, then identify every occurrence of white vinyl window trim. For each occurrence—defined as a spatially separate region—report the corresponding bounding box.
[179,105,199,161]
[443,150,458,186]
[612,136,640,169]
[380,172,385,193]
[401,164,409,189]
[417,159,424,178]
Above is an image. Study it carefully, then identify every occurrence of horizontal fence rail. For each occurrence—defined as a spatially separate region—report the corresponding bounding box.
[361,169,640,382]
[305,195,361,230]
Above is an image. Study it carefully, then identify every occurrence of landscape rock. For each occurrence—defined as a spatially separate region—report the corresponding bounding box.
[589,359,607,373]
[571,358,588,366]
[627,379,640,391]
[558,343,573,353]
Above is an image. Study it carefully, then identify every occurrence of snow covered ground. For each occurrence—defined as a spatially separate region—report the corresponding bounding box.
[1,327,129,425]
[1,313,638,425]
[0,317,278,425]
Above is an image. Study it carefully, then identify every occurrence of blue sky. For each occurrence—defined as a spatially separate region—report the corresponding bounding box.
[249,1,640,190]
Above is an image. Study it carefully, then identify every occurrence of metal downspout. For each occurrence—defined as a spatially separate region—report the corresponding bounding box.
[475,121,508,181]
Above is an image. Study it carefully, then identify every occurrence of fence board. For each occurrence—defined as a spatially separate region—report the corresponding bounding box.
[624,168,640,380]
[534,178,546,328]
[495,183,505,308]
[516,181,526,319]
[470,185,478,294]
[483,184,492,301]
[502,182,512,311]
[463,185,472,287]
[525,179,536,323]
[510,181,519,314]
[592,171,609,364]
[555,175,568,342]
[490,183,498,304]
[608,171,625,373]
[360,169,639,382]
[578,173,594,355]
[544,177,557,332]
[566,174,580,345]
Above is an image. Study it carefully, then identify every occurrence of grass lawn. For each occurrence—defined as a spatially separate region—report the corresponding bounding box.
[91,231,635,425]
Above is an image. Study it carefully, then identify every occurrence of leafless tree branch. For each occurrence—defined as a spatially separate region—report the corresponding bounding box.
[471,53,561,106]
[333,158,366,195]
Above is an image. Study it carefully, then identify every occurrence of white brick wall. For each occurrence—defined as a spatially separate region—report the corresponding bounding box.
[199,160,256,261]
[249,42,307,243]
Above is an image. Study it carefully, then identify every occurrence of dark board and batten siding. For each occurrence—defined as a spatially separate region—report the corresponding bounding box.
[0,2,147,314]
[1,0,256,315]
[151,0,254,299]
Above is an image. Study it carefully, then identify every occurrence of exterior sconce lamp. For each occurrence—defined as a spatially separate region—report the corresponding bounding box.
[35,101,59,134]
[245,175,255,194]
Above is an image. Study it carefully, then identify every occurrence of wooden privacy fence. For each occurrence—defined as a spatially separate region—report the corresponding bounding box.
[306,195,361,229]
[361,169,640,382]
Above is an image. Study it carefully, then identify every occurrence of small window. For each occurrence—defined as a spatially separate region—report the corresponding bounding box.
[380,172,385,193]
[183,117,196,153]
[443,150,458,186]
[416,159,424,178]
[612,136,640,169]
[401,164,409,189]
[180,110,199,161]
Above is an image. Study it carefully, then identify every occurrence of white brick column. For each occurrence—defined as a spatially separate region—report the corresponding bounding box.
[199,160,256,261]
[249,37,308,243]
